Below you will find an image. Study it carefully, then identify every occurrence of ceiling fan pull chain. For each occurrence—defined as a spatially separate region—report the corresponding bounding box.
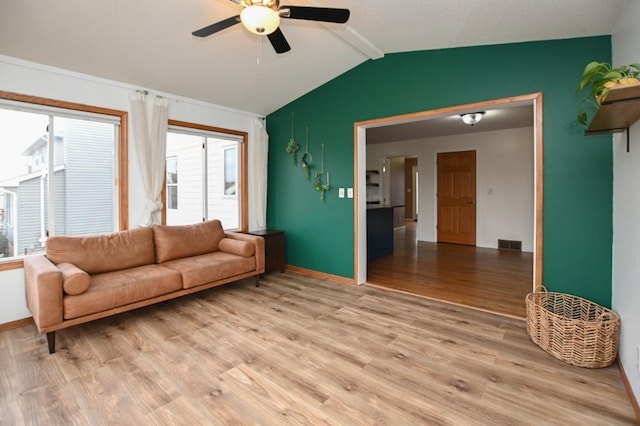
[256,35,263,75]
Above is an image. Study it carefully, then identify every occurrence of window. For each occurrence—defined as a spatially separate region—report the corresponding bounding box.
[165,120,247,231]
[166,156,178,210]
[0,91,127,265]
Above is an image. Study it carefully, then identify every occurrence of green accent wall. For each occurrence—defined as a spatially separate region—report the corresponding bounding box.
[266,37,613,307]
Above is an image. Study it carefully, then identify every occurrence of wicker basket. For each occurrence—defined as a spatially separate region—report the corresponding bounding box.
[525,286,620,368]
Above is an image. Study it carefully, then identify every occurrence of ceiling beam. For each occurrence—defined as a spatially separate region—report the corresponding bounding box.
[308,0,384,60]
[332,25,384,60]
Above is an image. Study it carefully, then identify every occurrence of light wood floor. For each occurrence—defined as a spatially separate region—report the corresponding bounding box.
[0,272,635,424]
[367,221,533,319]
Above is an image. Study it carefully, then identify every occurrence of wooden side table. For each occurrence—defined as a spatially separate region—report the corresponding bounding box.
[246,229,285,273]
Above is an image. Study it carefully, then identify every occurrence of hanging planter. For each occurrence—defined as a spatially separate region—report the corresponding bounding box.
[285,112,300,164]
[301,126,313,180]
[314,143,330,201]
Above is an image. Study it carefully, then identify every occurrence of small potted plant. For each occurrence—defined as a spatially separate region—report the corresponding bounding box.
[285,112,300,164]
[314,173,330,201]
[576,61,640,125]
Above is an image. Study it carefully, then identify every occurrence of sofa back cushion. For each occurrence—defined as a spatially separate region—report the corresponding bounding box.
[153,220,225,263]
[46,227,156,275]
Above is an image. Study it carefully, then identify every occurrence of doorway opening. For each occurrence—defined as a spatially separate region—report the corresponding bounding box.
[354,93,543,317]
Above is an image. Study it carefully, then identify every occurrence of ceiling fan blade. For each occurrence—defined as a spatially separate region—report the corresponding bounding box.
[267,28,291,54]
[281,6,350,23]
[192,15,241,37]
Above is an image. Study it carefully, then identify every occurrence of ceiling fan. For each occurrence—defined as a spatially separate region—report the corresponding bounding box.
[192,0,350,54]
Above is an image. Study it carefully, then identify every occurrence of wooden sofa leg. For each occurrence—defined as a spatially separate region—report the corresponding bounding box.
[255,275,260,287]
[46,332,56,354]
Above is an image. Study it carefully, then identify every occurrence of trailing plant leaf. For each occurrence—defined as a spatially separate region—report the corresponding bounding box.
[286,112,299,164]
[576,62,609,92]
[302,160,311,180]
[285,137,299,164]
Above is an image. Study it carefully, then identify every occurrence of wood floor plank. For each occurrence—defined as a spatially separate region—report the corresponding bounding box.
[219,363,331,424]
[362,357,520,425]
[0,272,636,424]
[145,396,213,425]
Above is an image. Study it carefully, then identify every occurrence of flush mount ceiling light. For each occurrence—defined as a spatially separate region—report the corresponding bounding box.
[461,112,485,126]
[240,3,280,35]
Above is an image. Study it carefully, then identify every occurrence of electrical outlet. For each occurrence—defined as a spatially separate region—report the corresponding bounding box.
[338,188,345,198]
[347,188,354,198]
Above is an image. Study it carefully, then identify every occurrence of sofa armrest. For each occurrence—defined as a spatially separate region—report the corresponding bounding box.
[23,254,63,332]
[225,232,265,273]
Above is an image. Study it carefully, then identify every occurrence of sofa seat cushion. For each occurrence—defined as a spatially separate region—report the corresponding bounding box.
[153,220,226,263]
[47,228,156,275]
[162,252,256,289]
[63,265,182,320]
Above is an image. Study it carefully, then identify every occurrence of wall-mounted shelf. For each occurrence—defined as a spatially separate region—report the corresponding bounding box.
[585,83,640,152]
[366,169,381,203]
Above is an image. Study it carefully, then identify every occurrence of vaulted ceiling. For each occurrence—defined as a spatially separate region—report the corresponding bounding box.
[0,0,630,116]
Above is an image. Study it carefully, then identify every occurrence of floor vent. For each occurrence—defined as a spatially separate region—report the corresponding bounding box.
[498,239,522,251]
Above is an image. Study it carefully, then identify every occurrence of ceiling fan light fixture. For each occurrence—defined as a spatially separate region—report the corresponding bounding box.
[461,112,484,126]
[240,5,280,35]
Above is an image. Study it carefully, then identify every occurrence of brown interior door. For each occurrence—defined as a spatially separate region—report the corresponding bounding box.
[437,150,476,245]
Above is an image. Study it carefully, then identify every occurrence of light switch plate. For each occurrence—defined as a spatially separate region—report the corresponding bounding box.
[347,188,354,198]
[338,188,345,198]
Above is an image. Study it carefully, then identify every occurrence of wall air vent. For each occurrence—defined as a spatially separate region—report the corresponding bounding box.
[498,239,522,251]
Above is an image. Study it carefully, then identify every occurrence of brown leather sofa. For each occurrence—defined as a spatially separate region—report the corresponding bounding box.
[23,220,265,354]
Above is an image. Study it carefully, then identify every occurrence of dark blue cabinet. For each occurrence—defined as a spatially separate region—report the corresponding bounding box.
[367,206,393,262]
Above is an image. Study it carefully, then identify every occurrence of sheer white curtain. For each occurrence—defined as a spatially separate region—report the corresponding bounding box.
[130,92,169,227]
[249,118,269,230]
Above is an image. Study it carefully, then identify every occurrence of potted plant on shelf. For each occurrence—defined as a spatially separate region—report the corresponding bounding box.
[576,61,640,125]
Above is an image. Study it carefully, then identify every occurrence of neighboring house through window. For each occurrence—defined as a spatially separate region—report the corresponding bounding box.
[223,146,237,197]
[166,156,178,210]
[165,120,247,231]
[0,91,127,264]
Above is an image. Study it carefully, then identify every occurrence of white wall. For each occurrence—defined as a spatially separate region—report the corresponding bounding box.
[0,55,263,324]
[367,127,534,251]
[612,0,640,403]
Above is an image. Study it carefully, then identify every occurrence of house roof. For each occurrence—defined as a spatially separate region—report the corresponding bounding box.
[0,0,629,116]
[21,135,63,157]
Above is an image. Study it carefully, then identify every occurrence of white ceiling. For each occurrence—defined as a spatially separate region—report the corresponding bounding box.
[0,0,629,118]
[366,105,534,144]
